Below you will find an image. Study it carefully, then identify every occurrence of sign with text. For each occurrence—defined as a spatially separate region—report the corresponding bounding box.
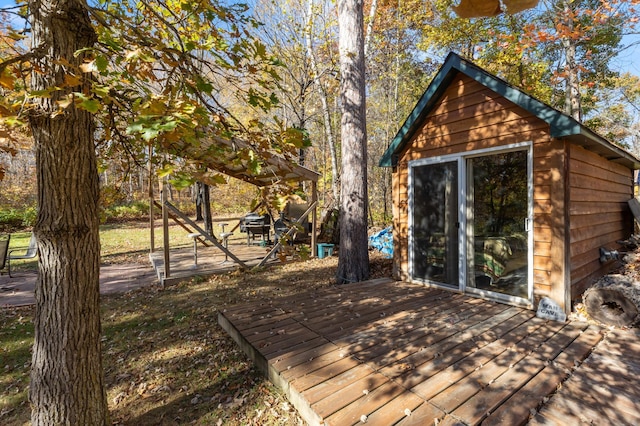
[536,297,567,322]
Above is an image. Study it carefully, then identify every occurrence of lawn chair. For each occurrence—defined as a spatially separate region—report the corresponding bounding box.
[0,234,10,276]
[8,233,38,277]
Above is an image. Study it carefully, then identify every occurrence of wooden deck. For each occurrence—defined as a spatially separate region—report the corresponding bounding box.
[529,327,640,425]
[218,278,616,425]
[150,240,279,285]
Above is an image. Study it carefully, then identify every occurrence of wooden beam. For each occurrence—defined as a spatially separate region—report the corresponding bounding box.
[164,201,248,269]
[153,200,210,247]
[149,142,155,254]
[311,181,318,258]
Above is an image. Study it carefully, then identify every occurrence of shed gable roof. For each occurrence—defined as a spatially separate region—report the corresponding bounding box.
[379,52,640,169]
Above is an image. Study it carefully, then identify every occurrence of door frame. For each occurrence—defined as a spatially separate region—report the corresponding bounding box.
[408,141,533,307]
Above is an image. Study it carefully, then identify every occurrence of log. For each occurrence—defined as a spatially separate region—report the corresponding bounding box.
[583,274,640,327]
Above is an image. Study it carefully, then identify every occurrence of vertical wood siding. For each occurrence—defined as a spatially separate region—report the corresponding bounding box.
[569,145,633,298]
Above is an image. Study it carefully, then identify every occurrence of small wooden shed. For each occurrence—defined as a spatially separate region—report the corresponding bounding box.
[380,52,640,315]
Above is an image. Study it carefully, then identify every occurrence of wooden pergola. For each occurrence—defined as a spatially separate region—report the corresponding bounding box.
[149,135,320,284]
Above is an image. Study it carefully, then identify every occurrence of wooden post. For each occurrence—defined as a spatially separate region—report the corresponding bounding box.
[161,177,170,281]
[148,142,155,253]
[311,180,318,257]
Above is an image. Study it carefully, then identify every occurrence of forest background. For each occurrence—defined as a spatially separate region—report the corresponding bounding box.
[0,0,639,423]
[1,0,639,229]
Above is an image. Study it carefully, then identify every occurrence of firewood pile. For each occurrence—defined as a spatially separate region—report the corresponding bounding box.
[581,237,640,328]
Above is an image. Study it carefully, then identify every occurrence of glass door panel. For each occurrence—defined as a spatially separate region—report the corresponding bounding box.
[467,151,529,298]
[412,161,459,287]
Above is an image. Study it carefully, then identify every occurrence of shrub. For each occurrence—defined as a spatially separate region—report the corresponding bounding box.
[0,206,37,232]
[102,200,150,222]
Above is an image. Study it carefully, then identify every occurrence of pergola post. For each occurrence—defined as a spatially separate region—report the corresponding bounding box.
[161,177,170,282]
[148,142,155,253]
[311,180,317,257]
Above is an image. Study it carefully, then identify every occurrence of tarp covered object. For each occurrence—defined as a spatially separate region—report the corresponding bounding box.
[369,227,393,258]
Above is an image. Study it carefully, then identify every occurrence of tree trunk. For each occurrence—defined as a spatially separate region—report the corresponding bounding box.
[28,0,109,424]
[364,0,377,57]
[202,183,213,236]
[195,182,204,221]
[561,0,582,121]
[336,0,369,284]
[305,0,340,204]
[583,274,640,327]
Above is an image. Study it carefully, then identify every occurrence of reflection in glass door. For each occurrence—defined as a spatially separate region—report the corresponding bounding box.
[411,161,459,287]
[467,151,529,299]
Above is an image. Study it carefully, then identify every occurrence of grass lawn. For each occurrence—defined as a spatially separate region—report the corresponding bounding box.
[1,222,393,425]
[7,221,192,272]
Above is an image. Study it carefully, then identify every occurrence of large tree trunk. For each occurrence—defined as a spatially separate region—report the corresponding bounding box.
[28,0,109,424]
[336,0,370,284]
[202,183,213,236]
[195,182,204,221]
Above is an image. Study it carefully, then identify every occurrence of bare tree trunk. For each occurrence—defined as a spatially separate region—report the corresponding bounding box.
[195,182,204,221]
[336,0,369,284]
[364,0,378,57]
[28,0,109,424]
[561,0,582,121]
[305,0,340,203]
[202,183,213,236]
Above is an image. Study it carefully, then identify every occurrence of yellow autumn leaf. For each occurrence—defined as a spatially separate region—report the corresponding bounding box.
[64,74,82,87]
[146,99,167,115]
[0,74,14,89]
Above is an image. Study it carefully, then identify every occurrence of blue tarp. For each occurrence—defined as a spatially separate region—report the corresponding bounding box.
[369,226,393,258]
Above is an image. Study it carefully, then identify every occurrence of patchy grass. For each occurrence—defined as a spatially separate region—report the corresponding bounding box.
[7,222,191,272]
[99,222,192,265]
[0,225,393,425]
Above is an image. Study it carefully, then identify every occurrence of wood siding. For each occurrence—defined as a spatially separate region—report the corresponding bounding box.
[392,73,565,307]
[568,145,633,298]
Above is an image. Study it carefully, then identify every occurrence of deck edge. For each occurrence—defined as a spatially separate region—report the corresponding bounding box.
[218,310,325,426]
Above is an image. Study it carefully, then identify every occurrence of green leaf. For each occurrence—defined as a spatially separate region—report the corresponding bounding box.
[79,98,101,113]
[195,76,213,94]
[169,173,194,190]
[29,89,52,98]
[157,164,175,178]
[92,85,110,98]
[95,55,109,72]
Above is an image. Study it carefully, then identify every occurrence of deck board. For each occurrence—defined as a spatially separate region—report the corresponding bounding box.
[218,279,639,425]
[530,327,640,426]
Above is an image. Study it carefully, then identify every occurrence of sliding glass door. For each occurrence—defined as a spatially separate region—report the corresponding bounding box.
[410,146,531,302]
[466,151,529,299]
[411,161,459,287]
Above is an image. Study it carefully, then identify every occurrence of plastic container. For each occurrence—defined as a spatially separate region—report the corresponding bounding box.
[317,243,335,259]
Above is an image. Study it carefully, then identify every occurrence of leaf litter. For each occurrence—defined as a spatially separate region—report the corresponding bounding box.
[1,250,392,425]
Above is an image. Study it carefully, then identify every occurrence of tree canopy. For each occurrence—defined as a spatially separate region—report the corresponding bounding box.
[1,0,311,193]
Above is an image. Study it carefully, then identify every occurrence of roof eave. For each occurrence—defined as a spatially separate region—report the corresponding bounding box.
[556,126,640,170]
[379,53,462,167]
[380,52,640,170]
